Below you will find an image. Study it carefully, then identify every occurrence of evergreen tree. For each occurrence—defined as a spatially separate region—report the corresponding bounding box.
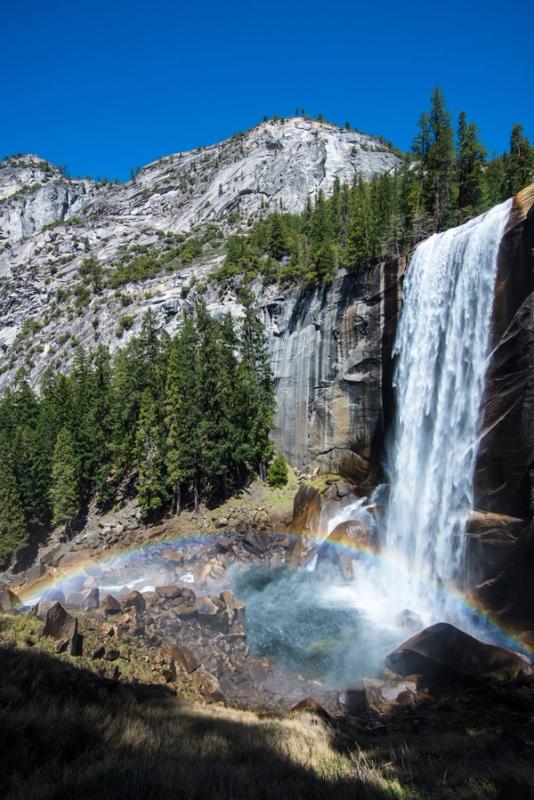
[196,303,235,500]
[506,124,534,195]
[484,155,507,206]
[267,451,289,487]
[0,448,28,560]
[268,214,288,260]
[135,389,167,518]
[238,290,276,479]
[426,87,455,231]
[50,426,79,532]
[165,315,201,513]
[456,112,486,218]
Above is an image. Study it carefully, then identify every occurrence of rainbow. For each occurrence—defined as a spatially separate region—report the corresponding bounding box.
[11,527,533,659]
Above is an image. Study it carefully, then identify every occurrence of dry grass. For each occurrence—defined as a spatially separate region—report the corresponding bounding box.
[1,613,534,799]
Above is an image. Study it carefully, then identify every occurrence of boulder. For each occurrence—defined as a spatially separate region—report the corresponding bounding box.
[164,645,200,674]
[290,697,329,716]
[42,602,83,656]
[162,548,184,563]
[42,602,78,641]
[156,585,182,600]
[191,669,224,702]
[465,510,525,585]
[83,587,100,610]
[102,594,122,615]
[286,486,340,567]
[0,589,21,611]
[197,596,220,617]
[339,678,417,714]
[122,590,145,614]
[387,622,532,682]
[219,589,235,608]
[396,609,423,633]
[317,519,376,580]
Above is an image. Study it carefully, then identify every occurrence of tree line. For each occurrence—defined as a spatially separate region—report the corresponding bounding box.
[0,297,280,560]
[214,88,534,288]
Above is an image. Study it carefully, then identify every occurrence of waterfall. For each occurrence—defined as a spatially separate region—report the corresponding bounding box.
[382,198,512,620]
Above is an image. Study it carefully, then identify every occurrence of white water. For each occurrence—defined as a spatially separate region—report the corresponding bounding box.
[325,199,512,630]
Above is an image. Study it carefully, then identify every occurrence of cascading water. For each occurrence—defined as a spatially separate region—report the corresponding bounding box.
[322,198,513,648]
[382,199,512,621]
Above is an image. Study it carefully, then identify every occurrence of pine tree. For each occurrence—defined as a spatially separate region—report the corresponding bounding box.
[0,448,28,560]
[346,180,372,270]
[426,87,455,231]
[456,112,486,218]
[50,426,79,532]
[484,155,507,206]
[165,315,201,513]
[267,451,289,487]
[135,389,167,518]
[238,290,275,480]
[268,214,288,260]
[196,303,235,500]
[506,124,534,195]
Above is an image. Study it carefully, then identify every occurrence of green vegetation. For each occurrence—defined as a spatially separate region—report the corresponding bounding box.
[106,234,207,289]
[213,90,534,289]
[49,426,79,530]
[0,453,28,559]
[267,451,289,487]
[0,301,275,555]
[115,314,135,337]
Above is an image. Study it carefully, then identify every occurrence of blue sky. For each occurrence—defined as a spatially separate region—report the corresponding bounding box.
[2,0,533,181]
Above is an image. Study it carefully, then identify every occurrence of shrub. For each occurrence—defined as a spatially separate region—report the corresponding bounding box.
[267,452,289,487]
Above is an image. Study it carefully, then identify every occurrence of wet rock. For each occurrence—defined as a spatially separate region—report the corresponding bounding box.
[156,584,182,600]
[475,184,534,517]
[387,622,532,682]
[197,596,220,617]
[465,511,525,585]
[0,588,21,611]
[478,520,534,630]
[162,548,184,563]
[83,587,100,610]
[216,537,233,553]
[122,590,145,614]
[102,594,122,615]
[164,645,200,674]
[396,609,423,633]
[66,592,84,607]
[243,531,267,556]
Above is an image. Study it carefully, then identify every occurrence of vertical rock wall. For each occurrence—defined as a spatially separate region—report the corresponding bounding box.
[265,258,405,481]
[475,185,534,517]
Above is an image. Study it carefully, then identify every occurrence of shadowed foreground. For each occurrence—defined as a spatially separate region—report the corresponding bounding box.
[1,639,534,799]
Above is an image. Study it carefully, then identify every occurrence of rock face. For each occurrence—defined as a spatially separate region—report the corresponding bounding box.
[387,622,532,682]
[268,258,405,476]
[0,121,402,479]
[475,184,534,517]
